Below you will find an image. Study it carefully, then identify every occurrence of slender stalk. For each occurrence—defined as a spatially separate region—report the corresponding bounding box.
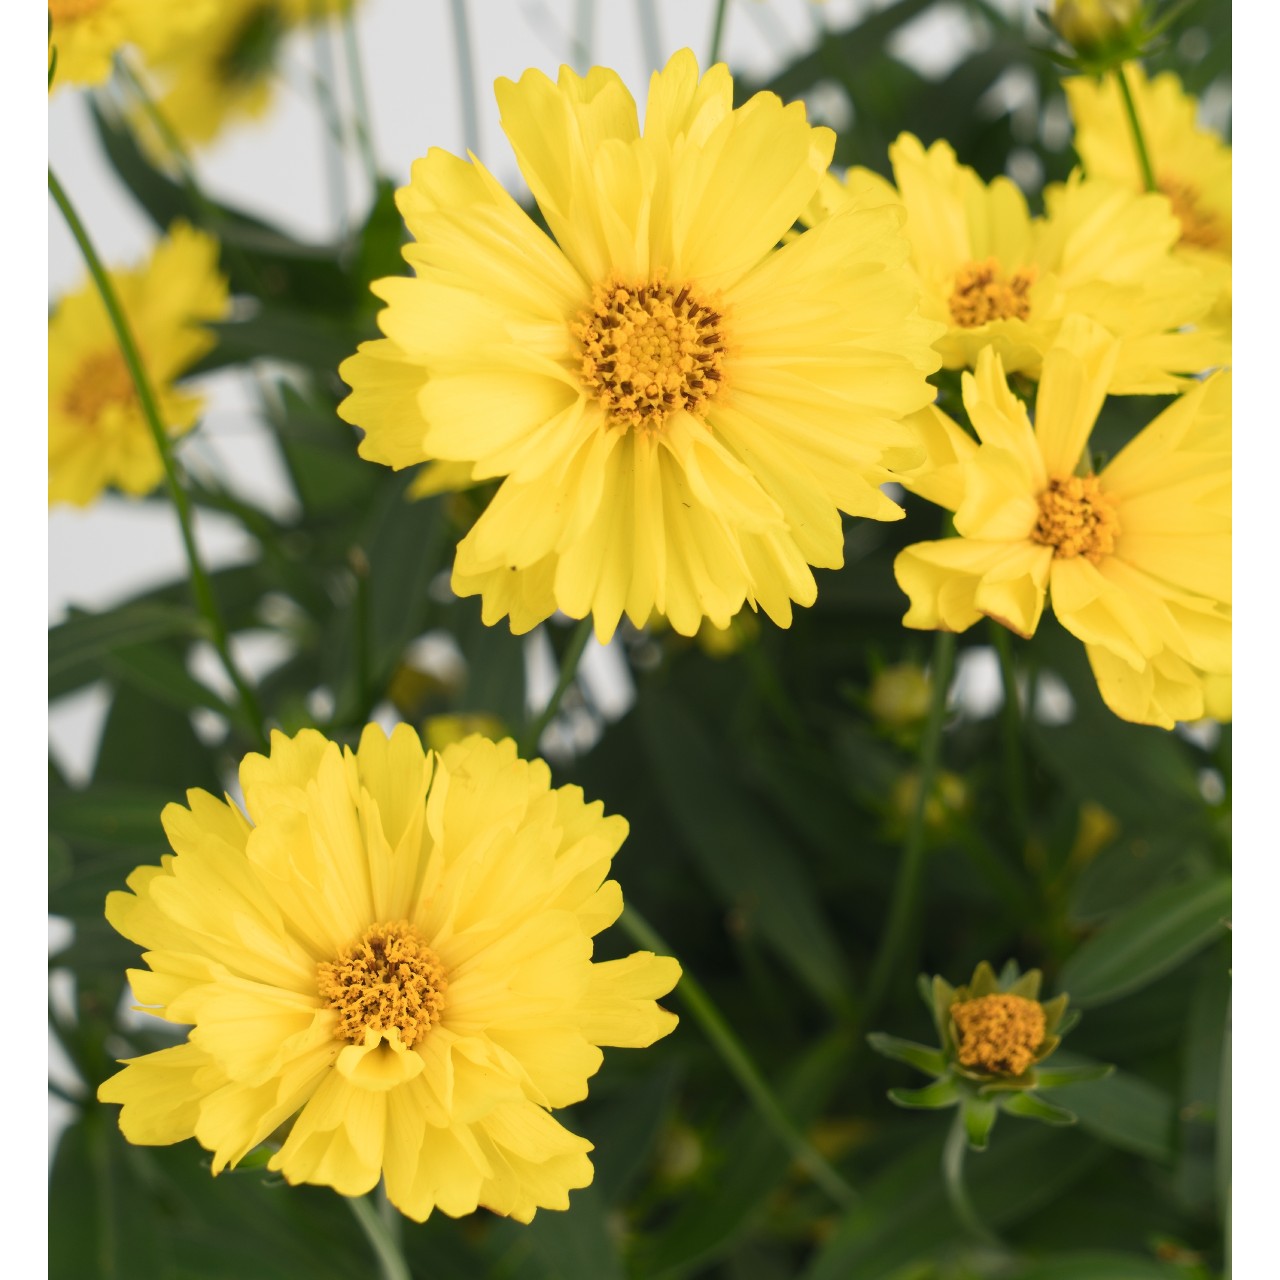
[861,631,956,1025]
[988,621,1030,851]
[113,57,263,291]
[350,547,374,719]
[942,1110,1000,1245]
[1115,63,1158,193]
[310,2,349,235]
[519,618,593,757]
[635,0,662,74]
[620,905,857,1209]
[708,0,731,64]
[49,168,268,750]
[341,4,379,190]
[346,1191,412,1280]
[447,0,481,158]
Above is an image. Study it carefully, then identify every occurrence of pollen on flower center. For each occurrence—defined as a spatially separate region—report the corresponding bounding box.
[573,277,727,429]
[1031,475,1120,563]
[1158,176,1225,251]
[317,922,447,1049]
[63,350,137,424]
[948,258,1037,328]
[952,993,1046,1076]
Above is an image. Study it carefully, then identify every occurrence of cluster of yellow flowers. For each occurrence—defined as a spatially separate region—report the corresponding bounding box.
[49,32,1231,1226]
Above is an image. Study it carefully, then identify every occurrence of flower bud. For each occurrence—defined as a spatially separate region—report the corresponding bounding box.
[868,663,932,730]
[1050,0,1142,55]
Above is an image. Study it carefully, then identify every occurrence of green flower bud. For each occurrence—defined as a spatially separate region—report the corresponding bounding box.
[1050,0,1142,55]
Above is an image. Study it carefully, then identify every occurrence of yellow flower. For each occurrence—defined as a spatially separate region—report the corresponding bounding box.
[1051,0,1141,54]
[97,727,680,1222]
[895,316,1230,729]
[49,0,211,89]
[140,1,354,150]
[339,50,942,641]
[1065,63,1231,329]
[48,222,228,507]
[811,133,1226,393]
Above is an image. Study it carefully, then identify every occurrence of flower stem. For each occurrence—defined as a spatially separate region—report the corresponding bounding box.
[341,4,379,191]
[620,904,857,1209]
[709,0,731,64]
[861,630,956,1025]
[447,0,481,158]
[519,617,593,758]
[1115,63,1157,193]
[48,167,268,750]
[942,1109,1000,1245]
[346,1190,412,1280]
[989,621,1030,851]
[311,2,349,236]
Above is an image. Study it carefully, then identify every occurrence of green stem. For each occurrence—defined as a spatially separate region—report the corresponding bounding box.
[1115,63,1158,193]
[346,1190,412,1280]
[861,631,956,1025]
[341,4,379,190]
[519,618,593,758]
[942,1109,1000,1245]
[447,0,480,158]
[620,905,856,1209]
[49,167,268,750]
[310,2,348,235]
[708,0,731,64]
[989,621,1030,852]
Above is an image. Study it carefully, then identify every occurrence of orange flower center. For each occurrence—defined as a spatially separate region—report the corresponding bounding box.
[1158,176,1226,252]
[952,993,1046,1076]
[49,0,110,20]
[948,258,1037,328]
[574,277,727,429]
[1031,475,1119,563]
[317,922,447,1049]
[62,350,137,424]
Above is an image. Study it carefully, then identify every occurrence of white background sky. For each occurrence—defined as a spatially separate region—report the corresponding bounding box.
[30,0,1273,1271]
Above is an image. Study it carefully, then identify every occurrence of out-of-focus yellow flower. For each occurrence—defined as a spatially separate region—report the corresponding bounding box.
[888,769,969,835]
[895,316,1230,729]
[98,727,680,1222]
[140,1,355,150]
[422,713,506,751]
[1050,0,1141,55]
[1065,64,1231,330]
[49,0,211,89]
[810,132,1227,393]
[868,663,932,731]
[48,222,228,507]
[339,50,942,641]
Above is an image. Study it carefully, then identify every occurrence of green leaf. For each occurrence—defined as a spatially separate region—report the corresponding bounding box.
[1059,875,1231,1007]
[1047,1057,1176,1162]
[962,1095,998,1149]
[1002,1093,1077,1126]
[1032,1063,1115,1089]
[1175,946,1230,1215]
[48,785,175,849]
[867,1033,946,1077]
[102,641,232,718]
[1006,1254,1187,1280]
[638,688,854,1017]
[50,603,199,699]
[196,306,369,376]
[889,1079,959,1110]
[495,1184,625,1280]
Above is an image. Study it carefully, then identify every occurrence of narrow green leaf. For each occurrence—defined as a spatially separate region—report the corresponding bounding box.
[1002,1093,1077,1126]
[1032,1063,1115,1089]
[889,1079,959,1110]
[1048,1058,1176,1162]
[50,603,199,699]
[1059,875,1231,1007]
[867,1033,946,1077]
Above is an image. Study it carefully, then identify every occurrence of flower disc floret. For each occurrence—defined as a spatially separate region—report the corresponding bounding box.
[949,259,1036,329]
[1031,475,1119,563]
[952,994,1046,1077]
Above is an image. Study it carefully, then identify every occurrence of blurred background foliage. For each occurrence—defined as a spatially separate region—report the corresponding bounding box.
[50,1,1231,1276]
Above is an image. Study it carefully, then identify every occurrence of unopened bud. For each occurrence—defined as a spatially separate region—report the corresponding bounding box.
[868,664,932,730]
[1051,0,1141,54]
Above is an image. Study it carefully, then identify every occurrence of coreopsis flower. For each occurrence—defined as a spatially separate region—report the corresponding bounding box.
[1065,64,1231,330]
[48,0,210,88]
[98,727,680,1222]
[895,316,1230,729]
[870,961,1107,1148]
[810,132,1226,393]
[48,222,228,507]
[339,50,942,641]
[140,1,355,150]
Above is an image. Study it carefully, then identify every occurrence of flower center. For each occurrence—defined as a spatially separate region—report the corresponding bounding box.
[62,350,137,424]
[1158,176,1226,252]
[951,993,1046,1077]
[317,922,447,1049]
[948,258,1036,328]
[573,277,726,429]
[49,0,109,20]
[1031,475,1119,563]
